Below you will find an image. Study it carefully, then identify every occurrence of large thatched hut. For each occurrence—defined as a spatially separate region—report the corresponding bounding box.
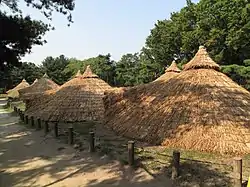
[7,79,30,99]
[19,73,59,99]
[25,66,112,122]
[154,61,181,82]
[104,46,250,155]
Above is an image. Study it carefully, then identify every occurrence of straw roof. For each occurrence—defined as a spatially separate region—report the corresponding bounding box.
[104,46,250,155]
[183,46,220,71]
[25,66,112,122]
[75,70,82,78]
[154,61,181,82]
[19,73,59,98]
[31,78,38,85]
[7,79,30,98]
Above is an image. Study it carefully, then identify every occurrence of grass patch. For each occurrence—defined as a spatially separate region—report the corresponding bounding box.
[136,146,250,186]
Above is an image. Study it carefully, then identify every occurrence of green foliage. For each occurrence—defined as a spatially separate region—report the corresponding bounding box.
[145,0,250,90]
[0,0,75,69]
[81,54,116,86]
[0,62,44,90]
[221,64,250,90]
[0,12,48,69]
[146,0,250,66]
[115,52,163,86]
[63,58,83,78]
[10,62,44,85]
[42,55,71,84]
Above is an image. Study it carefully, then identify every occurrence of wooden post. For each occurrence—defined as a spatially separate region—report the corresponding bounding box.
[13,106,17,113]
[54,123,58,138]
[20,112,24,121]
[30,116,35,127]
[68,127,74,145]
[18,109,21,118]
[44,121,49,134]
[233,157,242,187]
[172,150,180,179]
[89,131,95,152]
[25,115,29,125]
[128,141,135,166]
[37,118,41,130]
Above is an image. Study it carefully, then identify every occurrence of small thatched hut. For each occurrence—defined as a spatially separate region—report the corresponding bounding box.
[154,61,181,82]
[7,79,30,99]
[19,73,59,98]
[25,66,112,122]
[104,46,250,155]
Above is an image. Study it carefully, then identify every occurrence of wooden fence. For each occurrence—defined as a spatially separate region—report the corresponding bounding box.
[13,106,249,187]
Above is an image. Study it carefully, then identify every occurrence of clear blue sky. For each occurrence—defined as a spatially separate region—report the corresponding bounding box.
[19,0,199,64]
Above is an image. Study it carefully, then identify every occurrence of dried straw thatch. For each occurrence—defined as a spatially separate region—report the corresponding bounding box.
[7,79,30,98]
[31,78,38,85]
[25,71,82,111]
[25,66,112,122]
[104,46,250,155]
[154,61,181,82]
[19,73,59,98]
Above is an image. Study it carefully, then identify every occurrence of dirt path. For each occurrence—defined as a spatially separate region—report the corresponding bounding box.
[0,101,173,187]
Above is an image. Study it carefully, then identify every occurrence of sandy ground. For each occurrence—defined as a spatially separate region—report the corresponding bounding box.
[0,101,173,187]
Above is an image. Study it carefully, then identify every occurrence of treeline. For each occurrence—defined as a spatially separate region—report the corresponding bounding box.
[1,0,250,92]
[0,53,163,92]
[1,52,249,93]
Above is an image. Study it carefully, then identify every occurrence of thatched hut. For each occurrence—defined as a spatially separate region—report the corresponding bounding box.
[25,66,112,122]
[154,61,181,82]
[19,73,59,99]
[25,71,81,110]
[104,46,250,155]
[7,79,30,99]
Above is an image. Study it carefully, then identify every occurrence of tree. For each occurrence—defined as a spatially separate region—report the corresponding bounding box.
[0,0,75,69]
[42,55,71,84]
[145,0,250,66]
[63,58,83,78]
[144,0,250,90]
[115,53,141,86]
[81,54,116,86]
[0,12,48,69]
[0,62,44,92]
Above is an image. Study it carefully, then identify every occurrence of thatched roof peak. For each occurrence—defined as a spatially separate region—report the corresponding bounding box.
[165,61,181,73]
[184,46,220,71]
[75,70,82,78]
[43,73,49,78]
[82,65,99,78]
[7,79,30,98]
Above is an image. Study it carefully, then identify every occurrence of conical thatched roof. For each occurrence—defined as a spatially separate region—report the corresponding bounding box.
[31,78,38,85]
[104,46,250,155]
[7,79,30,98]
[154,61,181,82]
[75,70,82,78]
[19,73,59,98]
[82,65,98,78]
[25,66,112,122]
